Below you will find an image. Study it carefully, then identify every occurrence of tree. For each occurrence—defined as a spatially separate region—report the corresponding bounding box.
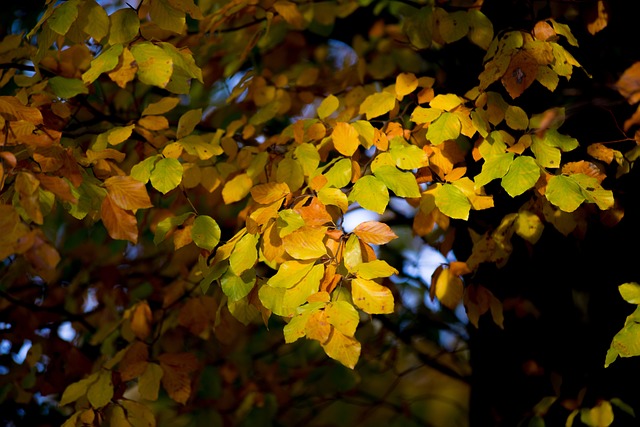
[1,0,640,425]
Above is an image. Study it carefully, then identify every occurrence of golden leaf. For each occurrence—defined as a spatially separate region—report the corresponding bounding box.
[282,226,327,260]
[321,329,361,369]
[108,47,137,89]
[105,176,154,210]
[431,266,463,310]
[130,301,153,340]
[351,277,395,314]
[395,72,418,99]
[332,122,360,157]
[250,182,290,204]
[101,195,139,244]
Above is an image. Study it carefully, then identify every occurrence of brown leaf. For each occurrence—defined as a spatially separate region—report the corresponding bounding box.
[105,176,154,210]
[615,62,640,104]
[119,341,149,381]
[586,0,609,36]
[36,174,77,203]
[158,353,199,405]
[501,50,538,99]
[101,195,140,244]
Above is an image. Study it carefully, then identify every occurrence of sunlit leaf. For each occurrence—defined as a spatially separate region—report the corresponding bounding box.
[191,215,221,251]
[374,165,421,198]
[321,329,361,369]
[427,112,461,145]
[130,42,174,88]
[351,277,394,314]
[352,221,398,245]
[359,91,397,120]
[501,156,540,197]
[348,175,389,214]
[150,158,182,194]
[435,183,471,220]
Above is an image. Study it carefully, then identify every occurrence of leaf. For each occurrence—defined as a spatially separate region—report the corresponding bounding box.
[545,175,586,212]
[105,176,153,210]
[229,233,258,275]
[87,370,114,409]
[432,267,464,310]
[321,329,361,369]
[351,260,398,280]
[150,0,186,33]
[348,175,389,214]
[150,158,182,194]
[501,156,540,197]
[59,372,99,406]
[324,301,359,337]
[158,353,198,405]
[130,301,153,340]
[282,226,327,260]
[505,105,529,130]
[438,10,469,43]
[220,269,256,302]
[154,212,192,245]
[250,182,290,204]
[352,221,398,245]
[318,94,339,119]
[359,91,397,120]
[267,259,315,289]
[222,173,253,204]
[619,283,640,304]
[411,106,443,124]
[120,400,156,427]
[502,50,538,99]
[435,183,471,220]
[580,401,614,427]
[82,44,124,84]
[322,158,352,189]
[332,122,360,157]
[467,9,494,50]
[119,341,149,381]
[273,0,305,29]
[108,47,138,88]
[475,153,515,188]
[138,363,164,401]
[142,97,181,116]
[130,43,174,88]
[101,196,139,244]
[108,8,140,45]
[427,112,461,145]
[131,155,161,184]
[351,277,394,314]
[429,94,462,111]
[177,108,202,139]
[373,165,421,198]
[48,77,88,99]
[48,0,80,35]
[395,72,418,99]
[191,215,221,251]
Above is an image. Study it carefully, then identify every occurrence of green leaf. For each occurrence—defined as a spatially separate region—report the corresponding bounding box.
[436,183,471,220]
[359,91,397,120]
[82,44,124,84]
[572,174,614,210]
[154,212,192,245]
[403,6,433,49]
[619,283,640,304]
[191,215,221,251]
[546,175,586,212]
[374,165,421,198]
[131,155,161,184]
[351,120,375,149]
[229,233,258,275]
[294,143,320,176]
[138,363,163,401]
[87,370,113,408]
[59,372,98,406]
[220,269,256,302]
[108,8,140,45]
[348,175,389,214]
[48,77,88,99]
[531,135,561,168]
[130,42,174,88]
[439,10,469,43]
[475,153,514,188]
[150,158,182,194]
[323,158,352,188]
[389,138,428,170]
[427,112,461,145]
[277,209,305,237]
[82,0,109,41]
[501,156,540,197]
[541,129,579,152]
[48,0,80,36]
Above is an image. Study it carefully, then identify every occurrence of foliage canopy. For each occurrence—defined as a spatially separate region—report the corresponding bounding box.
[2,0,640,426]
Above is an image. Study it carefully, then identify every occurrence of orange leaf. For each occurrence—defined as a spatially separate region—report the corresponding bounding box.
[108,47,137,89]
[352,221,398,245]
[615,62,640,104]
[586,0,609,36]
[332,122,360,157]
[119,341,149,381]
[158,353,199,405]
[105,176,153,210]
[101,196,140,244]
[130,301,153,340]
[501,50,538,99]
[532,21,556,41]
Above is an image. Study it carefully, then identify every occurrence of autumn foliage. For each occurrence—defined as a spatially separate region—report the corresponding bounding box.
[1,0,640,426]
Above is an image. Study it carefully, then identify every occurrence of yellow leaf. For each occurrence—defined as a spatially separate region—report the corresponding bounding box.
[580,401,614,427]
[332,122,360,156]
[129,301,153,340]
[105,176,153,210]
[324,301,359,337]
[352,221,398,245]
[142,97,181,116]
[359,91,397,120]
[108,47,137,89]
[273,0,305,29]
[222,173,253,204]
[282,226,327,260]
[149,0,186,33]
[321,329,361,369]
[351,277,394,314]
[395,72,418,99]
[250,182,290,204]
[267,259,316,288]
[87,370,113,409]
[432,267,463,310]
[138,115,169,131]
[305,310,331,342]
[318,94,339,119]
[177,108,202,139]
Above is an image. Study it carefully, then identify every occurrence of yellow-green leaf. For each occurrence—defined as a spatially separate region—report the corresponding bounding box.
[150,158,182,194]
[435,183,471,220]
[59,372,99,406]
[267,259,316,289]
[82,44,123,84]
[130,42,174,88]
[138,363,163,401]
[348,175,389,214]
[373,165,421,198]
[619,283,640,304]
[191,215,221,251]
[108,8,139,45]
[427,112,461,145]
[177,108,202,139]
[318,94,339,120]
[220,269,256,302]
[359,91,397,120]
[324,301,359,337]
[150,0,186,33]
[48,76,88,99]
[87,370,113,409]
[501,156,540,197]
[48,0,80,36]
[467,9,494,50]
[142,97,181,116]
[229,233,258,275]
